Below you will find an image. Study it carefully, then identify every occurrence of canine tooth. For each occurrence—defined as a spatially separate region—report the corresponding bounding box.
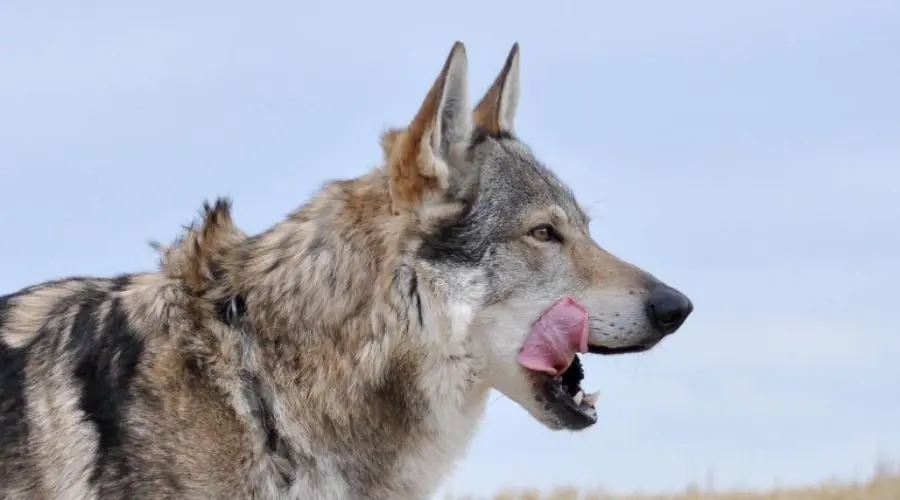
[573,390,584,405]
[584,391,600,407]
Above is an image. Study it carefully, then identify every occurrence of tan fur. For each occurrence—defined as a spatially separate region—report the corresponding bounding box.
[0,41,692,500]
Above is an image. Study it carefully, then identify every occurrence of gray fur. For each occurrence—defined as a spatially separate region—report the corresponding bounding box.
[0,42,692,499]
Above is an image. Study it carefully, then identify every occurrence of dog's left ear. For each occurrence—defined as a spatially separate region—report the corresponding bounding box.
[384,41,472,213]
[474,42,520,135]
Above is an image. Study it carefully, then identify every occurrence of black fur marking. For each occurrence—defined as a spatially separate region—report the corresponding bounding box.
[0,293,29,470]
[217,296,246,326]
[110,274,132,291]
[184,356,204,380]
[244,374,295,486]
[418,207,493,265]
[68,288,144,487]
[0,292,12,333]
[247,376,281,454]
[408,272,424,327]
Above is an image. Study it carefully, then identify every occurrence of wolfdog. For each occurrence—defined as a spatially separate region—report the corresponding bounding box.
[0,42,693,499]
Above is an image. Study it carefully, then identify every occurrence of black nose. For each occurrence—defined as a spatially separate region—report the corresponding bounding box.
[646,283,693,335]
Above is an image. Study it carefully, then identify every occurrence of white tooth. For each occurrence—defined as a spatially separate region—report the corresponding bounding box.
[573,390,584,405]
[584,391,600,407]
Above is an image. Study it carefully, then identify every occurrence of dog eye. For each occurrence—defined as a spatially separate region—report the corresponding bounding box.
[528,224,561,243]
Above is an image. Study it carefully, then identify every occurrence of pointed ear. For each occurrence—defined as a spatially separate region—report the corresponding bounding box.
[387,42,472,213]
[473,42,520,135]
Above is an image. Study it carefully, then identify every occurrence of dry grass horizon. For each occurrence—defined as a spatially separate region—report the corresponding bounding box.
[446,460,900,500]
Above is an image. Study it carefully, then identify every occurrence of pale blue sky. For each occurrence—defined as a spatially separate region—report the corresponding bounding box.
[2,1,899,497]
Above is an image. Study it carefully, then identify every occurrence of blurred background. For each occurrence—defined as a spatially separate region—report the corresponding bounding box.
[2,1,898,498]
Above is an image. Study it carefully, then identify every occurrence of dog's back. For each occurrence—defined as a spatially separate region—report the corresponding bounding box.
[0,269,266,500]
[2,278,126,497]
[1,277,169,498]
[0,196,338,499]
[1,289,35,498]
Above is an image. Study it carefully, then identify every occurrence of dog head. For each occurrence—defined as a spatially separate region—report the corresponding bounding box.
[385,42,693,431]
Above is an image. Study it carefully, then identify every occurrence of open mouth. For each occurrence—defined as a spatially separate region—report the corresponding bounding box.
[518,296,657,431]
[537,354,599,430]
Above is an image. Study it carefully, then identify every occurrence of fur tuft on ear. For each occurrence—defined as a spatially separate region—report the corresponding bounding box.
[158,197,246,295]
[386,42,472,214]
[474,42,521,135]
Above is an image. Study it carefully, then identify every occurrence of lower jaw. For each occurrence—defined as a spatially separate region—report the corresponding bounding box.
[542,403,598,431]
[531,344,660,429]
[537,365,598,430]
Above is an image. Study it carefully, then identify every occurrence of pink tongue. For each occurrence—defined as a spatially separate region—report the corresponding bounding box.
[517,296,590,377]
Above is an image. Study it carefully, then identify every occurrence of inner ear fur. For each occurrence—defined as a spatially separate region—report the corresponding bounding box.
[473,42,521,135]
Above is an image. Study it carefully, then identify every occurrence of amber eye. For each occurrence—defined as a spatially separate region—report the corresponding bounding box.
[528,224,560,243]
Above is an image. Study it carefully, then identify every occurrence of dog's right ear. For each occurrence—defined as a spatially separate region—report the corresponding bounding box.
[474,43,520,135]
[384,42,472,214]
